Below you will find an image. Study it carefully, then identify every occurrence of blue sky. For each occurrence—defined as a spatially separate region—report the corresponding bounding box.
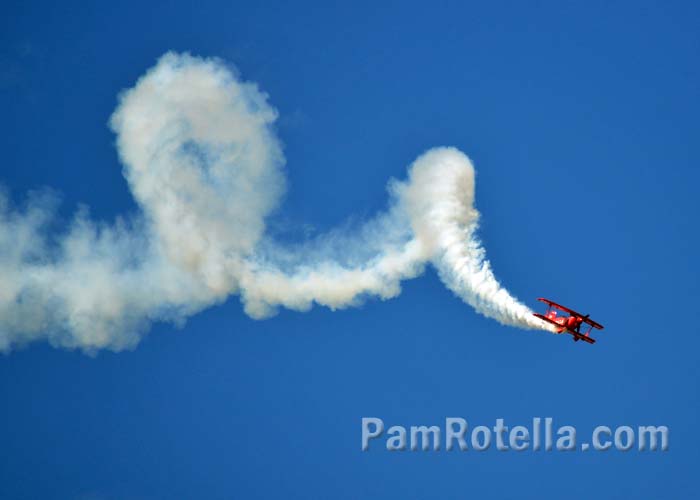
[1,1,699,498]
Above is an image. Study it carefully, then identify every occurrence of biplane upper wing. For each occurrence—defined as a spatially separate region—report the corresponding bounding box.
[537,298,604,330]
[582,316,604,330]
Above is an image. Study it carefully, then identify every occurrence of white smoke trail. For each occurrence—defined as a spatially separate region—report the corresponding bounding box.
[0,52,551,353]
[394,149,548,330]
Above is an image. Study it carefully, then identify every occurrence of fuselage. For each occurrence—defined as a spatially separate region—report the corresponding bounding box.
[545,311,583,333]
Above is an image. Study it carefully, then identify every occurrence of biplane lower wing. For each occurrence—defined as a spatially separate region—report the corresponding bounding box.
[533,313,560,329]
[572,332,596,344]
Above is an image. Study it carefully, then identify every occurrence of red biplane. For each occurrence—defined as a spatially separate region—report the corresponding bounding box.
[533,298,604,344]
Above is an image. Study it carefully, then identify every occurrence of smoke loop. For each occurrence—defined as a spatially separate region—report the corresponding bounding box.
[0,52,550,353]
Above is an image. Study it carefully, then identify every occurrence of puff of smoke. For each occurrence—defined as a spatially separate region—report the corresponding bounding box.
[0,52,551,353]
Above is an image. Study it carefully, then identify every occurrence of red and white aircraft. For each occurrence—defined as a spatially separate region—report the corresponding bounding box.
[533,298,604,344]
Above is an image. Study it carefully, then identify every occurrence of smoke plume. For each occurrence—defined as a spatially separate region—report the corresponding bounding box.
[0,52,550,353]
